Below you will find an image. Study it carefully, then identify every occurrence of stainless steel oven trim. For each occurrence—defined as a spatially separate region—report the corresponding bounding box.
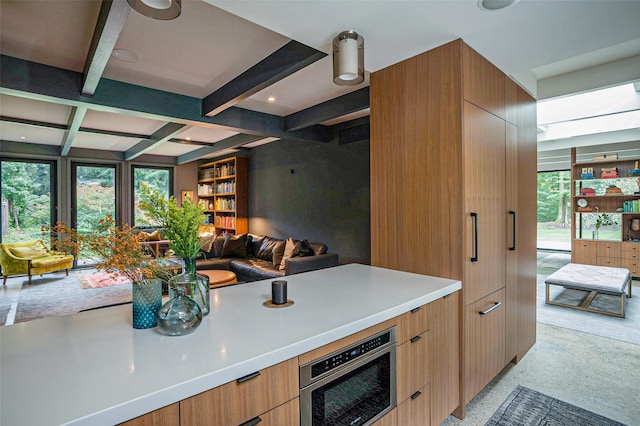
[300,327,397,389]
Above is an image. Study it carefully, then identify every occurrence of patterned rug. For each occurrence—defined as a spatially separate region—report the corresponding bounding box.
[77,272,130,289]
[486,386,625,425]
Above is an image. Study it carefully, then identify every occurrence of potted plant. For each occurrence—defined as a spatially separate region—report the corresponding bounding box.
[594,213,618,240]
[44,215,165,329]
[139,185,210,316]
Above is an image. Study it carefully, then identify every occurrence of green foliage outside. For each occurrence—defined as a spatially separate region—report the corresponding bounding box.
[537,170,571,249]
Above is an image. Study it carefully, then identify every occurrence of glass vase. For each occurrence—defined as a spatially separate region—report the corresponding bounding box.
[173,257,210,316]
[157,283,202,336]
[131,279,162,329]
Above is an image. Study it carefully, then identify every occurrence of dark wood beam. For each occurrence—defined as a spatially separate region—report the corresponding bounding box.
[0,55,331,143]
[0,115,68,131]
[338,122,370,144]
[285,87,369,131]
[176,134,263,164]
[202,41,327,117]
[124,123,189,160]
[61,106,88,156]
[82,0,130,96]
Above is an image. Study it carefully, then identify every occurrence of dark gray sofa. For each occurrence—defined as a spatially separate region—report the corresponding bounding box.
[196,233,339,282]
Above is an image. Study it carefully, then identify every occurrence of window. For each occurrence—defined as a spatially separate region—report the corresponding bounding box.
[537,170,571,251]
[0,159,56,243]
[132,166,172,227]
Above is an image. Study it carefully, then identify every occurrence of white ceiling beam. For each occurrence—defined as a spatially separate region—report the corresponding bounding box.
[537,128,640,152]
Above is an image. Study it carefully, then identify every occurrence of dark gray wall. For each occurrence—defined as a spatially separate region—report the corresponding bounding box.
[247,137,370,265]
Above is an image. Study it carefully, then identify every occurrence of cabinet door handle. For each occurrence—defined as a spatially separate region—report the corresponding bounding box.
[239,416,262,426]
[410,306,421,313]
[236,371,261,384]
[479,302,502,315]
[410,335,422,343]
[410,391,422,400]
[471,212,478,262]
[509,210,516,251]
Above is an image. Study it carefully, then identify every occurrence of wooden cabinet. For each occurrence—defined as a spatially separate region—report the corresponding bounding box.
[396,384,430,426]
[197,156,248,235]
[118,403,179,426]
[371,39,536,419]
[396,303,430,344]
[570,153,640,275]
[373,408,397,426]
[396,331,431,403]
[179,358,298,426]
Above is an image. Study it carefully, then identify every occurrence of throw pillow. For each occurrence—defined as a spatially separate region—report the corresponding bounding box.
[212,234,226,257]
[272,239,286,267]
[256,237,279,261]
[294,239,315,257]
[198,232,216,253]
[220,233,248,258]
[10,245,48,259]
[279,238,296,271]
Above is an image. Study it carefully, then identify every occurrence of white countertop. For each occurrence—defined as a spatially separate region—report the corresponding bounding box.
[0,263,461,426]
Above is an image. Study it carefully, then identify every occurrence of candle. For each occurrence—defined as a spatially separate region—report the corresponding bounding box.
[272,280,287,305]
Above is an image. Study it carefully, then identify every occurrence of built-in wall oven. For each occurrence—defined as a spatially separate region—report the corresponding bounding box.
[299,327,396,426]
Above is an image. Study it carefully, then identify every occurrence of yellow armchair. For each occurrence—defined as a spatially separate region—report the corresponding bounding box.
[0,240,74,285]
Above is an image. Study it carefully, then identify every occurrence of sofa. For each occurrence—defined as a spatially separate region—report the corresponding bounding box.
[195,233,339,282]
[0,240,74,285]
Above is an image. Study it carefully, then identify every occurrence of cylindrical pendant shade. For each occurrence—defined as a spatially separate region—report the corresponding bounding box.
[127,0,181,20]
[333,30,364,86]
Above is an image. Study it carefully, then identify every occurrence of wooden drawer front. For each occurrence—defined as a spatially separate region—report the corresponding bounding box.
[396,384,430,426]
[118,403,179,426]
[596,257,620,268]
[622,250,639,260]
[179,358,298,426]
[621,259,639,276]
[572,240,597,265]
[597,241,621,258]
[247,398,300,426]
[396,331,431,403]
[396,304,430,344]
[372,408,397,426]
[464,288,506,403]
[622,242,640,252]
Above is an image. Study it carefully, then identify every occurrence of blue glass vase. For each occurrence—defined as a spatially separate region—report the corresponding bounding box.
[131,279,162,329]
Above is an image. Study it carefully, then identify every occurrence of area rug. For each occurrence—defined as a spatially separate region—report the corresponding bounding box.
[77,272,130,289]
[486,385,625,425]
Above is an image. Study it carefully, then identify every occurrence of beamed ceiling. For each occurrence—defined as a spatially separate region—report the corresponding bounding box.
[1,0,640,164]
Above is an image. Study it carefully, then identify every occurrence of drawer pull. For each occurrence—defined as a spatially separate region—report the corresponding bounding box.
[237,371,261,384]
[410,306,421,313]
[239,416,262,426]
[410,335,422,343]
[410,391,422,400]
[479,302,502,315]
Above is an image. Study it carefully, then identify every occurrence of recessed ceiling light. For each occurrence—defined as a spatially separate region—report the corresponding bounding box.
[186,137,191,141]
[111,48,140,63]
[477,0,520,11]
[19,136,26,140]
[267,96,276,102]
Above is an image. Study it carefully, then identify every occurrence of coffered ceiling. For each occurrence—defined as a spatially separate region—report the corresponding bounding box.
[1,0,640,164]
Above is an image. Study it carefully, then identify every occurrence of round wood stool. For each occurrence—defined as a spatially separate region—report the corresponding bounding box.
[198,270,238,289]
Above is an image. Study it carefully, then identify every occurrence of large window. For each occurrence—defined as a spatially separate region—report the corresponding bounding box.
[537,170,571,251]
[72,163,117,265]
[0,159,55,243]
[132,166,172,227]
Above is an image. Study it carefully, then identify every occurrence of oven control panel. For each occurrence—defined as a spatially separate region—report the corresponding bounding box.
[310,330,392,379]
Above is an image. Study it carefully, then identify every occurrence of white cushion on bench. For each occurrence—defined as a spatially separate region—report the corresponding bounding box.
[545,263,630,295]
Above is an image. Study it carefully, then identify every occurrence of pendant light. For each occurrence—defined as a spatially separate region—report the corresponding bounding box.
[333,31,364,86]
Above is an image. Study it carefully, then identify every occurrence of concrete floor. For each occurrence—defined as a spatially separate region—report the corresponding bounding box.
[442,323,640,425]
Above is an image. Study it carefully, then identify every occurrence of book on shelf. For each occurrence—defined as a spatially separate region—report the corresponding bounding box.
[580,188,596,196]
[623,200,640,213]
[580,173,594,179]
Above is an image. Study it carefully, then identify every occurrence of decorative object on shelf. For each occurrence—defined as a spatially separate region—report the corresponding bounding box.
[636,177,640,194]
[627,161,640,177]
[580,167,594,179]
[576,198,592,212]
[600,167,619,178]
[631,218,640,232]
[132,279,162,329]
[593,153,618,162]
[605,185,623,195]
[157,282,202,336]
[577,198,588,208]
[181,190,194,203]
[580,187,596,197]
[594,213,618,240]
[332,30,364,86]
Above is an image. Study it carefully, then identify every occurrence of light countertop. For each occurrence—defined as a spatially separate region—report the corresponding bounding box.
[0,263,461,426]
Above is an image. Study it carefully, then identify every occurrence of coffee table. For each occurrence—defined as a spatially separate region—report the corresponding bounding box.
[198,270,238,289]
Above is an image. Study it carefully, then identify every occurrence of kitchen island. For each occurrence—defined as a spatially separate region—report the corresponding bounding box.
[0,264,461,426]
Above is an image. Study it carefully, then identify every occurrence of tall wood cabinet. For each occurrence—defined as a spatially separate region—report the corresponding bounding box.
[370,39,537,420]
[197,156,248,235]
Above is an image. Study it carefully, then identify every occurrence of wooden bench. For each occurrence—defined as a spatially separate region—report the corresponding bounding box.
[544,263,631,318]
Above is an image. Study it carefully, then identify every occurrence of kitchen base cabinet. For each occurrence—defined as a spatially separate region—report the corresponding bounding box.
[256,398,300,426]
[118,403,179,426]
[373,408,397,426]
[396,384,430,426]
[179,358,298,426]
[464,288,506,403]
[396,331,431,403]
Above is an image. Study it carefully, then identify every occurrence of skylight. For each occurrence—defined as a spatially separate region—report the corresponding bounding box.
[537,83,640,143]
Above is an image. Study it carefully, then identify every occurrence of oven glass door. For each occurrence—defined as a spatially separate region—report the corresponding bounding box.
[308,349,394,426]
